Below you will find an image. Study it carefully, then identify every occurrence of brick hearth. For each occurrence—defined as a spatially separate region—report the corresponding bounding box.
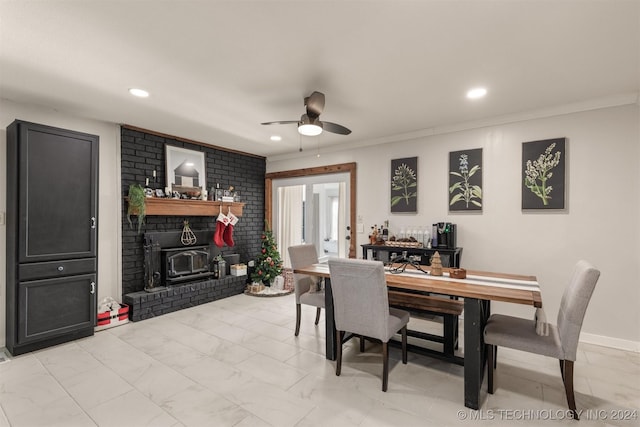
[124,276,247,321]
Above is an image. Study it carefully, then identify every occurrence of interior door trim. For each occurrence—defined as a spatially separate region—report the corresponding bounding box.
[265,162,357,258]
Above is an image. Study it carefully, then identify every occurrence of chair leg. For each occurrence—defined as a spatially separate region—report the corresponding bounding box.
[336,331,344,376]
[494,346,498,368]
[315,307,321,325]
[359,335,365,352]
[454,316,459,350]
[295,304,301,336]
[562,360,579,420]
[401,326,407,364]
[382,342,389,392]
[487,344,495,394]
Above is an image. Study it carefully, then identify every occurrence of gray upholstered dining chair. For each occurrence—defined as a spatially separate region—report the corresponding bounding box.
[484,260,600,419]
[328,258,409,392]
[288,244,325,336]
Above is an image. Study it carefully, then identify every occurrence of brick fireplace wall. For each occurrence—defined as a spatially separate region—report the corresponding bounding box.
[120,127,266,296]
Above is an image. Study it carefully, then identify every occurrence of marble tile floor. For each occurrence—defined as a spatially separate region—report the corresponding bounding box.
[0,293,638,427]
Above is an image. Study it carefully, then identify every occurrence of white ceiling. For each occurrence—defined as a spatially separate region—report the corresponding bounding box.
[1,1,638,159]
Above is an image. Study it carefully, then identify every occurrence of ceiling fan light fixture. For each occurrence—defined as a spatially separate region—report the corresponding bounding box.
[298,123,323,136]
[298,114,323,136]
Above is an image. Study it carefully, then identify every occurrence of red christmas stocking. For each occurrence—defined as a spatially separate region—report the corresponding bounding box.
[223,212,238,247]
[213,212,229,247]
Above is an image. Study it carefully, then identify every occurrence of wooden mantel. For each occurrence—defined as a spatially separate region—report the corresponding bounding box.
[128,198,244,217]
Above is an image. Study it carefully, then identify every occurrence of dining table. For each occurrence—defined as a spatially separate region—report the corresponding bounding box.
[293,262,542,410]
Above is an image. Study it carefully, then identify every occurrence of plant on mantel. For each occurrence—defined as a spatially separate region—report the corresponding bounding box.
[127,184,146,234]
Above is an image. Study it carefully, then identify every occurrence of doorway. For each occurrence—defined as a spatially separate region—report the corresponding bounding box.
[265,163,356,266]
[272,176,348,265]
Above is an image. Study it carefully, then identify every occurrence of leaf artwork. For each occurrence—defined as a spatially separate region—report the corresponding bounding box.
[449,154,482,208]
[391,162,417,208]
[524,142,561,206]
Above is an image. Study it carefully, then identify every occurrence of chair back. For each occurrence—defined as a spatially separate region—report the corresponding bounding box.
[288,244,320,303]
[557,260,600,360]
[328,258,390,341]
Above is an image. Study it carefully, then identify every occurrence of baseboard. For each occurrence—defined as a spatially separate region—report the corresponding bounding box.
[458,314,640,353]
[579,332,640,353]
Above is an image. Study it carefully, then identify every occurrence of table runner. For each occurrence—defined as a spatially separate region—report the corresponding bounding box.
[390,268,540,291]
[313,263,540,292]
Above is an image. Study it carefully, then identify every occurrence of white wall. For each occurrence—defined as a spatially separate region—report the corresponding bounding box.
[0,98,122,348]
[267,104,640,350]
[1,99,637,351]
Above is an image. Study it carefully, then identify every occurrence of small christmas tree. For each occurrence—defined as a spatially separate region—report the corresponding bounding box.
[430,251,443,276]
[251,223,283,285]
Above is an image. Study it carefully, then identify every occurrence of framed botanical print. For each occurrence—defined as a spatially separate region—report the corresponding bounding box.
[391,156,417,213]
[522,138,566,210]
[449,148,482,211]
[165,145,206,197]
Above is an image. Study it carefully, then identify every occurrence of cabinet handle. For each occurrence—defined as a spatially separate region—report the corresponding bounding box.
[57,266,64,272]
[90,282,96,294]
[91,217,97,229]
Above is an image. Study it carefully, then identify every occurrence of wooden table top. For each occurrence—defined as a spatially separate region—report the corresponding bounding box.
[294,263,542,308]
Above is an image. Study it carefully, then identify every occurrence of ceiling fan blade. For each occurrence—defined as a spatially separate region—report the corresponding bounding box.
[321,121,352,135]
[305,91,325,117]
[261,120,299,125]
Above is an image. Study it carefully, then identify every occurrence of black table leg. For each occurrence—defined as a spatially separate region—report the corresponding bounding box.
[324,277,337,361]
[464,298,490,410]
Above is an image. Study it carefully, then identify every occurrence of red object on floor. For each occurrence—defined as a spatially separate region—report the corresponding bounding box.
[97,304,129,326]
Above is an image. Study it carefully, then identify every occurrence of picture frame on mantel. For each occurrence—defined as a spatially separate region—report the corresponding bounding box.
[165,145,206,198]
[449,148,482,212]
[390,156,418,213]
[522,137,566,210]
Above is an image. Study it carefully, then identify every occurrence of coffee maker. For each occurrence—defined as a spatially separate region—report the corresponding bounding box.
[431,222,457,249]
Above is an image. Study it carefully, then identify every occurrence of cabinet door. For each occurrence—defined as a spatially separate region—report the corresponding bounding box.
[18,274,96,344]
[18,122,98,263]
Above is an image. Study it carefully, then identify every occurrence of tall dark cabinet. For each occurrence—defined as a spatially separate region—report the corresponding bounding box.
[6,120,99,355]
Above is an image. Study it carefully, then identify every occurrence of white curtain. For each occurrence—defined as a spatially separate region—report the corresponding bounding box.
[330,197,338,240]
[277,185,304,268]
[337,182,347,258]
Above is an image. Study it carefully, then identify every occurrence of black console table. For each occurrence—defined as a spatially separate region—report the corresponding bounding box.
[361,244,462,268]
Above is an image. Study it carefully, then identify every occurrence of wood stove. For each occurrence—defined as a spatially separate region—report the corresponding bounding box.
[162,245,214,285]
[142,229,241,291]
[143,230,216,290]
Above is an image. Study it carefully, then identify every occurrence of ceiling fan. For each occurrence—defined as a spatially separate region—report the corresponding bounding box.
[261,91,351,136]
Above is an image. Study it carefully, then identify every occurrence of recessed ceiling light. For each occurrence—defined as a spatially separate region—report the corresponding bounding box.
[129,88,150,98]
[270,135,282,141]
[466,87,487,99]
